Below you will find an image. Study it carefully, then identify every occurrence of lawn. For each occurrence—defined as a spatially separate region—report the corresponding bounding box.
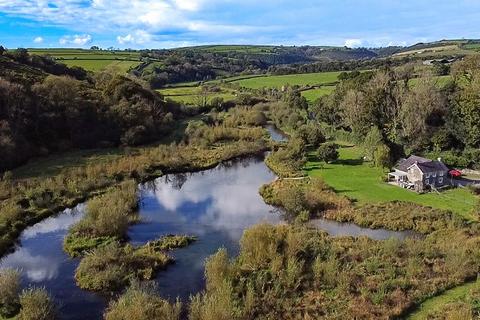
[305,144,478,220]
[231,71,342,89]
[407,280,480,319]
[301,86,336,103]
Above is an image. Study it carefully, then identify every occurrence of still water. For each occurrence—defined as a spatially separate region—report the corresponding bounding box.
[0,126,416,319]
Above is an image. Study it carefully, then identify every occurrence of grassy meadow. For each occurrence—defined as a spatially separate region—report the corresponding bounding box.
[301,86,336,103]
[231,71,342,89]
[305,143,478,220]
[27,48,141,72]
[158,86,237,105]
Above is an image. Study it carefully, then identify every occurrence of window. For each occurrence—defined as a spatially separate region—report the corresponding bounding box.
[440,171,444,177]
[426,173,431,178]
[425,179,430,185]
[432,172,437,178]
[439,177,443,184]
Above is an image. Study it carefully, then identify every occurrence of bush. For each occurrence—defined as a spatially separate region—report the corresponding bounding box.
[104,282,181,320]
[317,142,339,163]
[17,288,56,320]
[0,269,20,318]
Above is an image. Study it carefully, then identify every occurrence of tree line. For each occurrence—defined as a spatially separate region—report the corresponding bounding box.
[0,49,181,171]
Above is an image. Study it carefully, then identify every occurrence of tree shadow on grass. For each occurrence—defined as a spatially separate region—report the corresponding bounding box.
[333,158,364,166]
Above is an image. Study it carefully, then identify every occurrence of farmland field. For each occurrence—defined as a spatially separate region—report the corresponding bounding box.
[408,75,452,88]
[27,48,141,72]
[301,86,336,102]
[158,86,236,105]
[231,71,342,89]
[305,144,478,220]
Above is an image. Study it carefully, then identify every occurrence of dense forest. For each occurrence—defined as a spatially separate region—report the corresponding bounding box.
[0,49,180,171]
[311,55,480,168]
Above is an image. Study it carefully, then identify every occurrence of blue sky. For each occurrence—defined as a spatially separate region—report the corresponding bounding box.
[1,0,480,49]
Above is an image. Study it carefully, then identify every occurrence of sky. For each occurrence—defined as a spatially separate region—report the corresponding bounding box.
[0,0,479,49]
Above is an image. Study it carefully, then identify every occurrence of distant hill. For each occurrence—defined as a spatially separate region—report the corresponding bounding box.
[16,39,480,87]
[393,39,480,58]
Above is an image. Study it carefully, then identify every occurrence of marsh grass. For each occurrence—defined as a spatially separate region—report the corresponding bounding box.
[17,288,56,320]
[63,180,139,257]
[189,223,480,319]
[104,282,182,320]
[0,269,20,318]
[74,235,197,292]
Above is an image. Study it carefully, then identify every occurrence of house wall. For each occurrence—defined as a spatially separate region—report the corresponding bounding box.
[423,170,449,187]
[407,166,423,183]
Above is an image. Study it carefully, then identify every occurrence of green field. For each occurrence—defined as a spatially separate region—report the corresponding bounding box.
[27,48,141,72]
[158,86,236,105]
[301,86,336,102]
[463,43,480,50]
[305,144,478,220]
[231,71,342,89]
[409,75,452,88]
[407,280,480,319]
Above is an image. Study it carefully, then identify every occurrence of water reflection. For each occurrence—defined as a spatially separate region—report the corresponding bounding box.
[139,157,280,241]
[1,205,85,282]
[0,204,106,320]
[266,124,288,142]
[131,156,281,300]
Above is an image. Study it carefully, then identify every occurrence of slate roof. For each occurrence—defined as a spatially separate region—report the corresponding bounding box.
[416,161,449,173]
[395,155,430,172]
[395,155,449,173]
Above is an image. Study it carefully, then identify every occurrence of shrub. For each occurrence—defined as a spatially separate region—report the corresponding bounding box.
[317,142,339,163]
[104,282,181,320]
[17,288,56,320]
[0,269,20,318]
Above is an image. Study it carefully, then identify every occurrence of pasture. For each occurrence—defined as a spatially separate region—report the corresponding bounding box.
[28,48,141,72]
[301,86,336,103]
[231,71,342,89]
[305,144,478,220]
[158,86,236,105]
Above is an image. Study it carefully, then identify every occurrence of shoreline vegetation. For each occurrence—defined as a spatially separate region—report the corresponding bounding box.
[0,125,269,258]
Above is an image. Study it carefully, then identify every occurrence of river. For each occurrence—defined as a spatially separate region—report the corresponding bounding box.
[0,126,416,319]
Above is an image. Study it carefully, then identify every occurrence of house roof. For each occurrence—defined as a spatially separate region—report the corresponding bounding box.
[395,155,448,173]
[395,155,430,172]
[415,161,449,173]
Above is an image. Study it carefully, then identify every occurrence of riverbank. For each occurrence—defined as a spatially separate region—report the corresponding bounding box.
[0,136,268,258]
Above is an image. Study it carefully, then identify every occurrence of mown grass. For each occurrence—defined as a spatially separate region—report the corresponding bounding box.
[231,71,341,89]
[407,280,480,320]
[300,86,336,103]
[305,143,478,220]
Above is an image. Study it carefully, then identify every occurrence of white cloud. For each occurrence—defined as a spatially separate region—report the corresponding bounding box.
[0,0,263,48]
[344,38,363,48]
[117,30,152,45]
[59,34,92,46]
[33,36,43,43]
